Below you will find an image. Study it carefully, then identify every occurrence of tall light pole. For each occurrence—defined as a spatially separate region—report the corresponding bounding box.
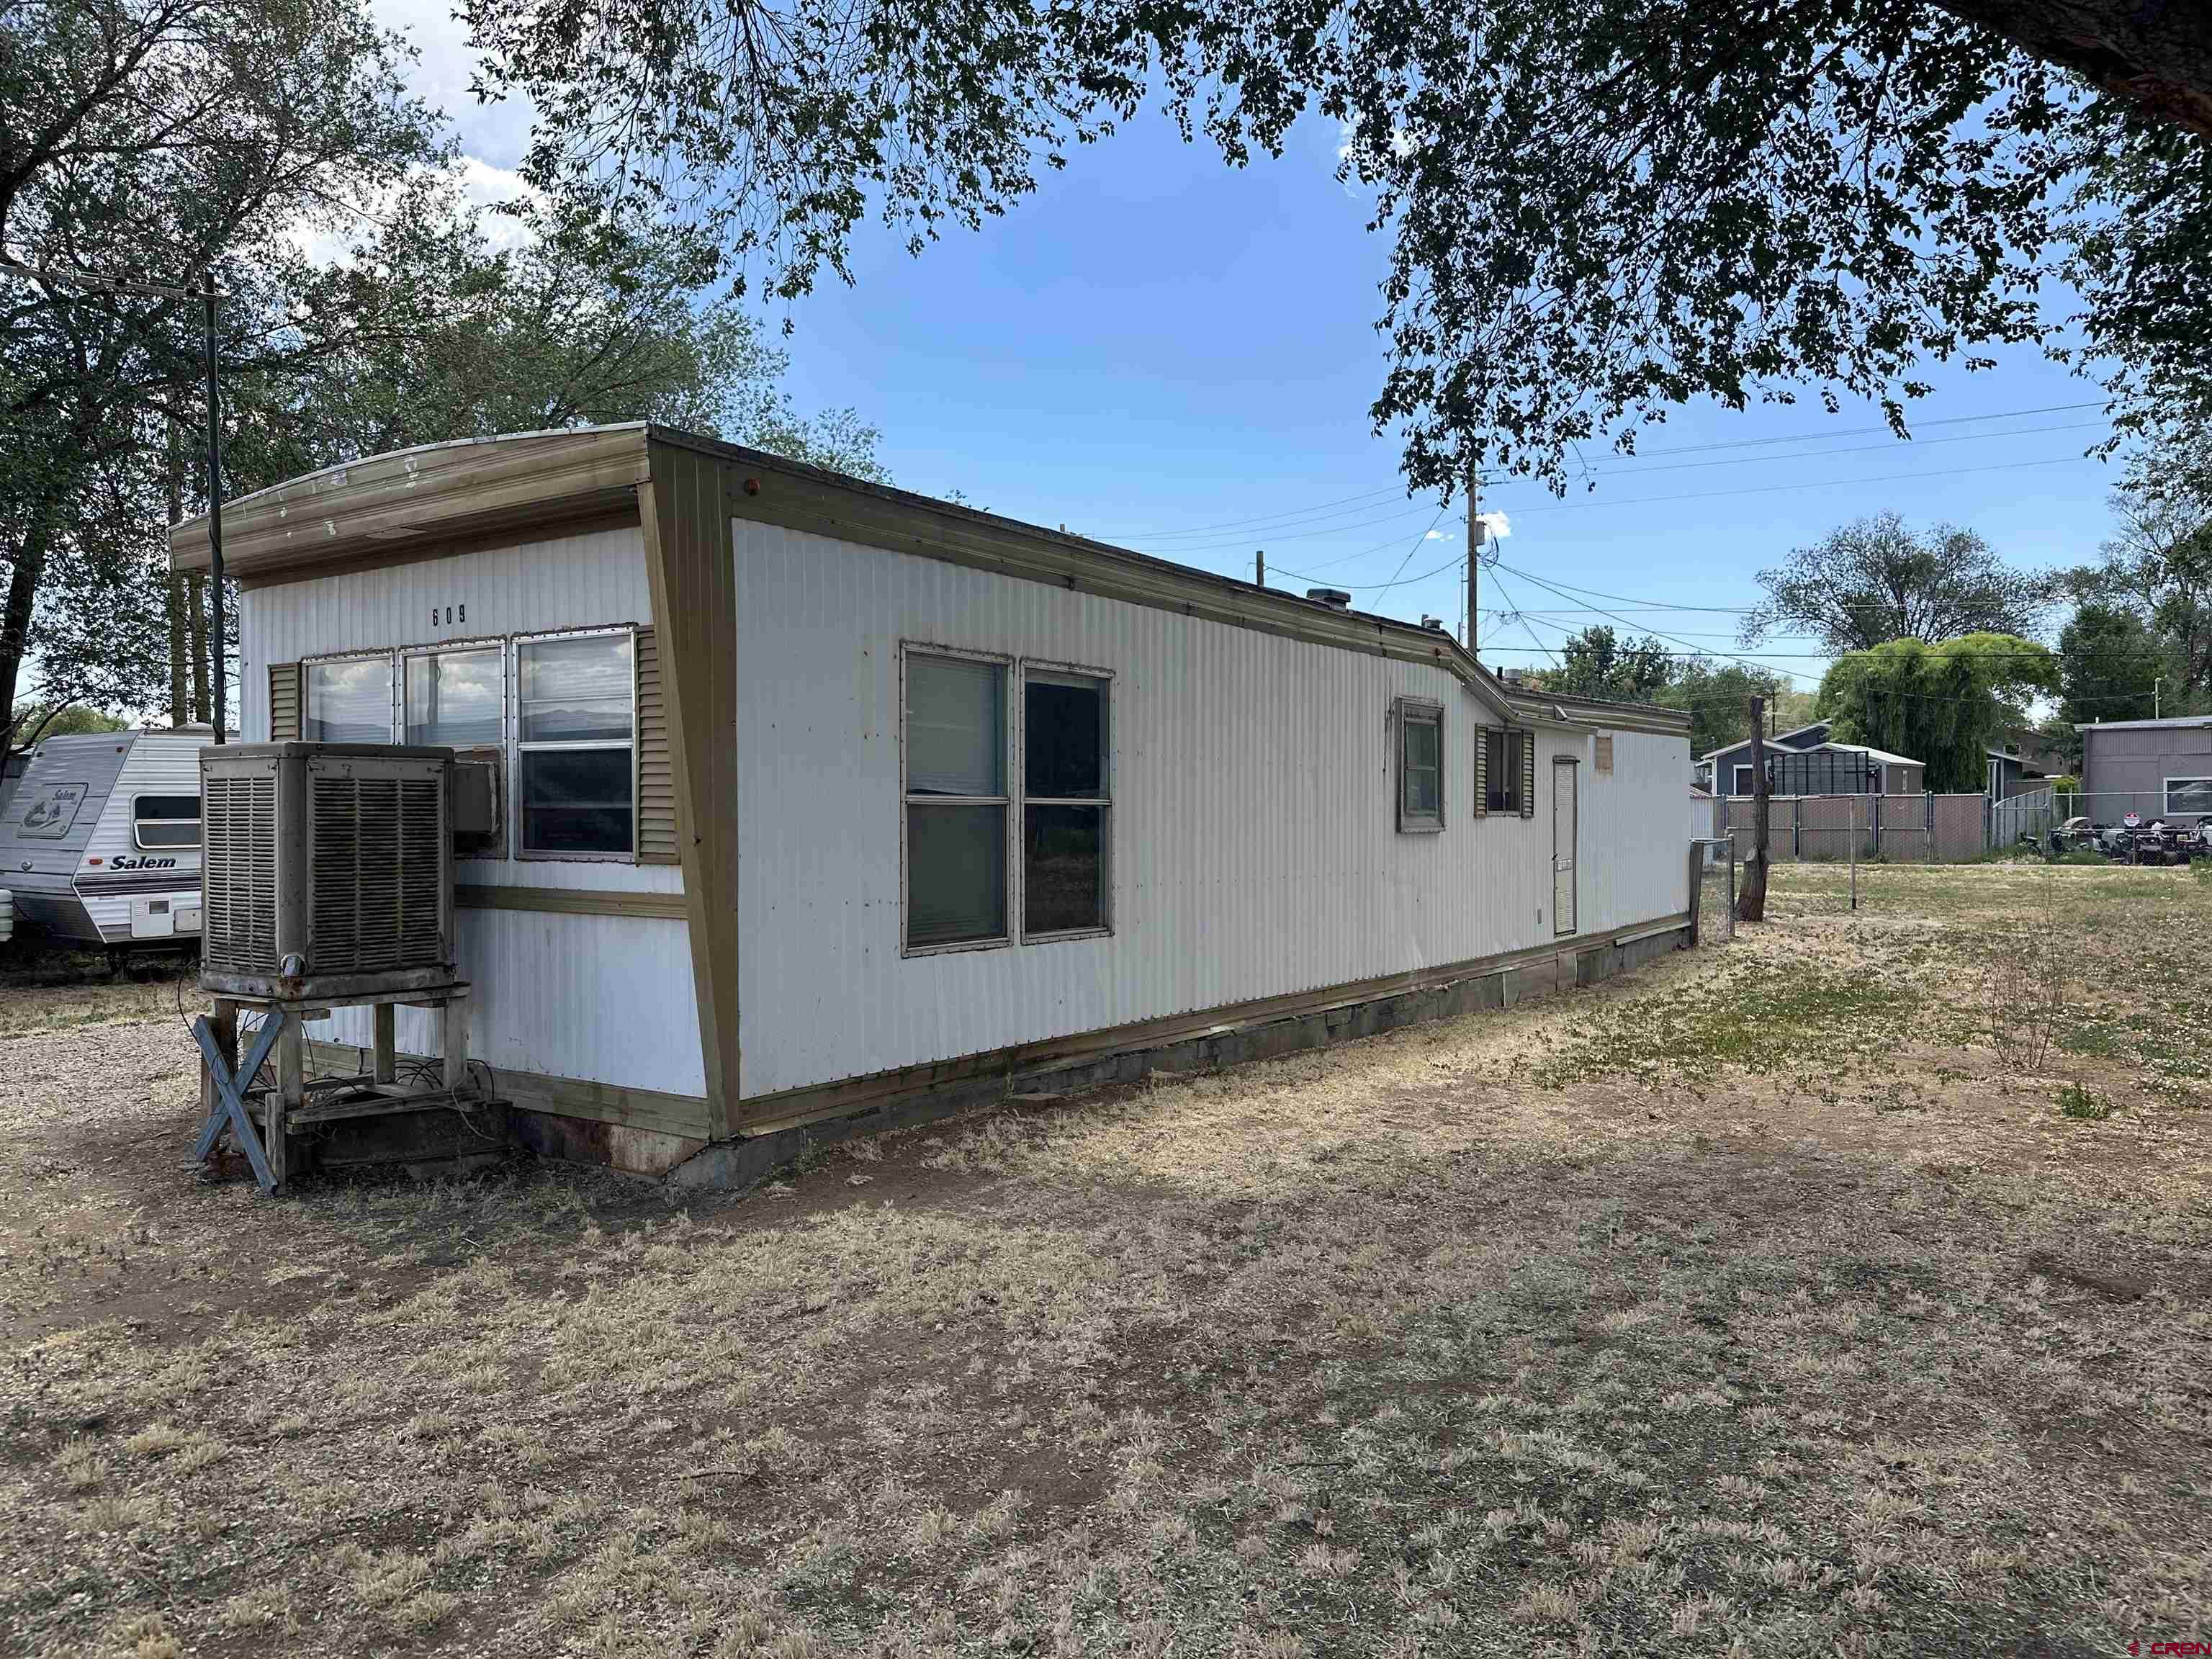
[1,255,227,742]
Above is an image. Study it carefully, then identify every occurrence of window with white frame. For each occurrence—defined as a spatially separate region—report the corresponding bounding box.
[1731,763,1755,797]
[1024,667,1110,935]
[132,794,200,849]
[2167,777,2212,815]
[1397,698,1444,832]
[304,655,395,742]
[904,650,1010,950]
[516,631,635,857]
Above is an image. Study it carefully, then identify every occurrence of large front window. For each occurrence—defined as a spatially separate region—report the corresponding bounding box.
[517,631,635,857]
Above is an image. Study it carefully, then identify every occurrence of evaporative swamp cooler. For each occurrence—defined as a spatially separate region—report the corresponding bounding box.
[199,743,457,1001]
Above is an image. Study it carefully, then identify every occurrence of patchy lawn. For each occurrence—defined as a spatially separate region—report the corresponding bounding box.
[2,864,2209,1658]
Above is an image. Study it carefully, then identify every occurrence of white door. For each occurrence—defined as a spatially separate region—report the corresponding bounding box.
[1552,759,1578,938]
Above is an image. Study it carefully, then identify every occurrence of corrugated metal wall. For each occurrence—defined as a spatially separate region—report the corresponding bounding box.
[238,523,706,1098]
[734,525,1689,1099]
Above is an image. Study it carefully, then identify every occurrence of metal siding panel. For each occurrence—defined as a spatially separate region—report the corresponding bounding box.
[238,523,701,1099]
[734,529,1686,1100]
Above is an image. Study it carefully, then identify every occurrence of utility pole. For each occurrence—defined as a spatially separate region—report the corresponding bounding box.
[1255,549,1265,588]
[202,270,226,742]
[1465,459,1480,660]
[2155,676,2163,719]
[1738,693,1770,923]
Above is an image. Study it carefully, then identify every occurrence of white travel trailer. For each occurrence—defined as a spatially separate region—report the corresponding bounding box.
[0,729,209,949]
[169,427,1696,1177]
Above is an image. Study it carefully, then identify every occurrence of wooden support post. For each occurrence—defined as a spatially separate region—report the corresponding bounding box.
[201,999,238,1133]
[1737,695,1769,923]
[441,996,469,1094]
[272,1016,303,1193]
[372,1003,397,1086]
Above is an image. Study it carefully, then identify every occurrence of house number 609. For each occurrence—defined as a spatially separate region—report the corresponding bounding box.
[432,603,466,626]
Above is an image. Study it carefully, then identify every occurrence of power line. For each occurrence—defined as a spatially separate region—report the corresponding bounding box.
[1488,570,1562,669]
[1101,398,2108,546]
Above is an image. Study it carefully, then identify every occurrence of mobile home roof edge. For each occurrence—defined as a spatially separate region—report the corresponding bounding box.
[170,423,1689,736]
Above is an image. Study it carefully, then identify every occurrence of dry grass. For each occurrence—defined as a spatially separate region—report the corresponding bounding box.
[2,863,2210,1656]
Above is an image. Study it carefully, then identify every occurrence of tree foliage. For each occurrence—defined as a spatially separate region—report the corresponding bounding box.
[2054,601,2164,747]
[2,0,885,745]
[464,0,2211,497]
[1817,633,2059,791]
[1743,512,2051,657]
[1536,626,1673,704]
[2065,438,2212,711]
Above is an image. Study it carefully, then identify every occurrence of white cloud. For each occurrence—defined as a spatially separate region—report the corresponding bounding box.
[1425,529,1445,539]
[369,0,536,168]
[1475,510,1511,541]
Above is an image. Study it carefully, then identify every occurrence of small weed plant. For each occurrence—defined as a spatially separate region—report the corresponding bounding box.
[2057,1080,2112,1120]
[1981,933,2069,1073]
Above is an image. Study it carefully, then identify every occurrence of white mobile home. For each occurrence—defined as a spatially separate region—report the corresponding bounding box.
[170,427,1693,1174]
[0,728,209,948]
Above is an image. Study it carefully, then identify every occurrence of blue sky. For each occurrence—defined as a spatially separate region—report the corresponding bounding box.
[382,0,2121,697]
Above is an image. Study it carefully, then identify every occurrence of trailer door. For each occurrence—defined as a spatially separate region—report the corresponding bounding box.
[1552,757,1578,938]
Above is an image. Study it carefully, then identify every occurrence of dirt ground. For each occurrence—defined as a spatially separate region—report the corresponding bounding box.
[2,863,2209,1658]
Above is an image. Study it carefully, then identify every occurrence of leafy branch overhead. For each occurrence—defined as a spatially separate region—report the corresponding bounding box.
[465,0,2212,494]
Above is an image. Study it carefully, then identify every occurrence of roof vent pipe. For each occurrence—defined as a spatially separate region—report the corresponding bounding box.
[1420,616,1446,631]
[1306,587,1352,609]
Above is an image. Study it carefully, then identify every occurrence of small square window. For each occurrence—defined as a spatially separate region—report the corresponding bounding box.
[1397,699,1444,832]
[305,657,395,743]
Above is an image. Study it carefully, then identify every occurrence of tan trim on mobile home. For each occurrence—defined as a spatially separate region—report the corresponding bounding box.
[637,443,740,1141]
[453,885,687,920]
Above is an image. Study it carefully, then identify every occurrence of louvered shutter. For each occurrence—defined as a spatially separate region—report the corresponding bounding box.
[268,662,301,742]
[634,626,679,865]
[1473,724,1488,819]
[1520,729,1537,819]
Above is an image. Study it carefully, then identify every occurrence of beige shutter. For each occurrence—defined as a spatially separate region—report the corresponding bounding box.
[269,662,301,742]
[634,625,679,865]
[1595,732,1614,773]
[1473,724,1488,819]
[1520,729,1537,819]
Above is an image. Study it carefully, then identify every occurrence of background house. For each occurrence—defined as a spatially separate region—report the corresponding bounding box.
[1704,721,1925,796]
[1701,721,1830,794]
[2075,716,2212,819]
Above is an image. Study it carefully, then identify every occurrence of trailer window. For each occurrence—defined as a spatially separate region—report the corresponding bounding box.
[305,657,396,742]
[1486,727,1524,814]
[516,631,634,856]
[405,647,503,746]
[1397,699,1444,832]
[904,650,1009,950]
[2168,778,2212,815]
[132,795,200,849]
[1024,669,1110,935]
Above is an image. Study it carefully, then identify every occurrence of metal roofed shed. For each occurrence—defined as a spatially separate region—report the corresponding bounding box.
[171,426,1696,1180]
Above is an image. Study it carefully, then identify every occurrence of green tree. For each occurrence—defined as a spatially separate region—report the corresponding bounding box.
[2056,602,2167,743]
[1653,660,1791,763]
[467,0,2212,496]
[1817,634,2059,792]
[1539,626,1673,703]
[1,0,441,742]
[1743,514,2051,656]
[2074,442,2212,709]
